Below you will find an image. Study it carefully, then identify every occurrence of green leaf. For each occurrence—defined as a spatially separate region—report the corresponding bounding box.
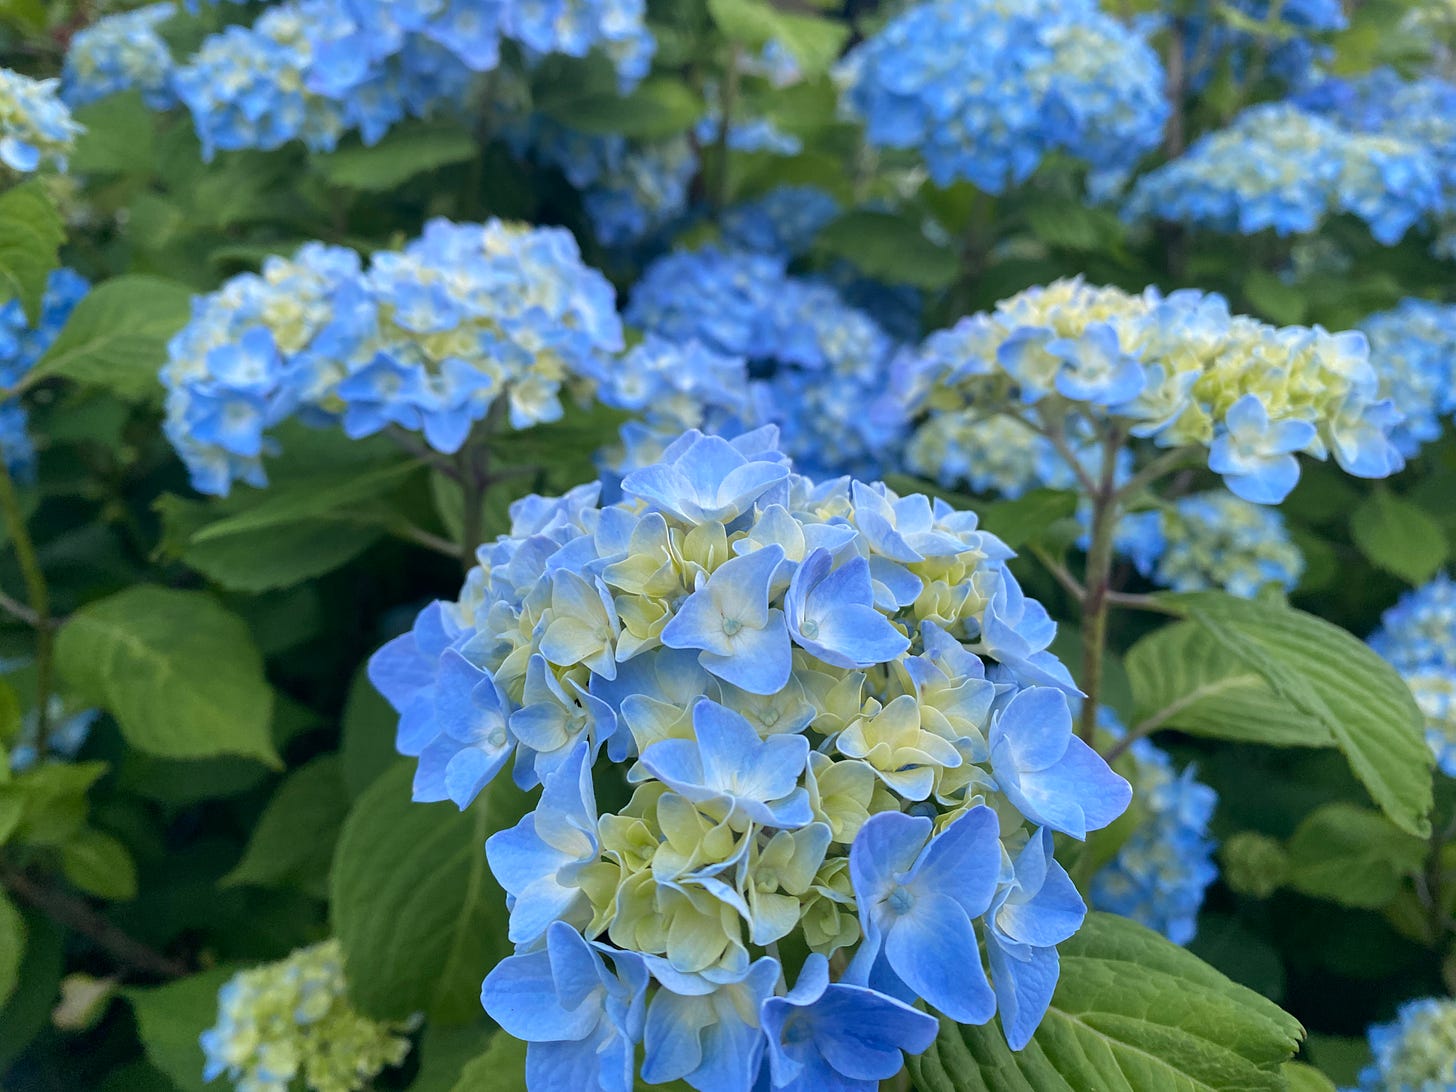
[70,93,157,177]
[1172,592,1433,837]
[0,911,61,1068]
[0,892,25,1008]
[331,762,531,1024]
[0,181,64,326]
[541,77,704,141]
[1349,488,1449,586]
[316,124,477,191]
[157,495,383,593]
[706,0,849,73]
[25,275,192,402]
[813,210,959,290]
[8,762,108,847]
[55,587,279,767]
[1024,201,1125,254]
[979,489,1077,550]
[1283,1062,1337,1092]
[0,0,47,32]
[1243,269,1308,325]
[221,756,349,898]
[1125,621,1333,747]
[189,459,420,543]
[62,828,139,901]
[411,1022,497,1092]
[451,1031,528,1092]
[908,913,1302,1092]
[341,662,398,799]
[1283,803,1426,909]
[128,967,239,1092]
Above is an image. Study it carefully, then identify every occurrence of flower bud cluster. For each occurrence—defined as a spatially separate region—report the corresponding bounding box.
[0,68,81,175]
[1358,299,1456,458]
[200,940,415,1092]
[1351,997,1456,1092]
[61,3,178,111]
[0,268,89,481]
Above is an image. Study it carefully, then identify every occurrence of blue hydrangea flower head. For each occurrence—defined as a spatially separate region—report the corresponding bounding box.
[0,267,89,481]
[838,0,1166,192]
[373,426,1132,1080]
[1351,997,1456,1092]
[1359,299,1456,458]
[1115,491,1303,598]
[0,67,82,174]
[902,278,1405,505]
[1369,576,1456,778]
[627,247,907,477]
[721,186,839,257]
[1089,711,1218,945]
[199,940,415,1092]
[62,3,178,109]
[1126,100,1447,245]
[163,222,623,494]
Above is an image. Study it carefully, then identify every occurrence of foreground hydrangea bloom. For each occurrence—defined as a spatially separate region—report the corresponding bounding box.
[0,67,81,174]
[161,220,622,494]
[626,247,905,477]
[371,427,1131,1086]
[1090,712,1218,945]
[1349,997,1456,1091]
[901,278,1404,504]
[0,268,89,480]
[199,940,415,1092]
[1369,576,1456,776]
[837,0,1166,192]
[1115,491,1304,598]
[1359,299,1456,458]
[61,2,178,110]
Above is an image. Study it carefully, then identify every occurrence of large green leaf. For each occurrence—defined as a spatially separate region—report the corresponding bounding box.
[541,77,704,141]
[1125,621,1332,748]
[61,828,139,901]
[316,124,477,191]
[1283,1062,1336,1092]
[0,892,25,1007]
[0,181,64,326]
[908,914,1302,1092]
[55,587,279,766]
[1349,488,1449,586]
[128,967,239,1092]
[340,662,399,799]
[1283,803,1426,909]
[25,275,193,402]
[706,0,850,73]
[1172,592,1433,837]
[331,762,531,1024]
[221,756,350,897]
[814,210,959,290]
[188,459,420,543]
[451,1031,528,1092]
[70,93,157,177]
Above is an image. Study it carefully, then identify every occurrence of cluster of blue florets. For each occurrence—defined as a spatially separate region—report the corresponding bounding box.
[159,0,652,157]
[0,67,81,174]
[1369,576,1456,778]
[161,221,623,495]
[626,247,906,478]
[0,268,89,481]
[721,186,840,259]
[1115,491,1304,598]
[370,427,1132,1087]
[1348,996,1456,1092]
[1175,0,1347,91]
[1089,712,1218,946]
[61,2,178,110]
[837,0,1167,192]
[1358,299,1456,457]
[901,278,1405,505]
[511,119,698,249]
[1125,101,1445,245]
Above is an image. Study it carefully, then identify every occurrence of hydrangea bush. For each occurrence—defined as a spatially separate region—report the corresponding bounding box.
[0,0,1449,1089]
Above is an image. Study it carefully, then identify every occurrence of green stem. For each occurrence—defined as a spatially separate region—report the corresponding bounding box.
[0,463,52,751]
[711,47,742,213]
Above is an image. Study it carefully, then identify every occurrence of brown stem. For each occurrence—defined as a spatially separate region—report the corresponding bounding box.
[0,463,52,751]
[1077,428,1124,744]
[3,871,188,980]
